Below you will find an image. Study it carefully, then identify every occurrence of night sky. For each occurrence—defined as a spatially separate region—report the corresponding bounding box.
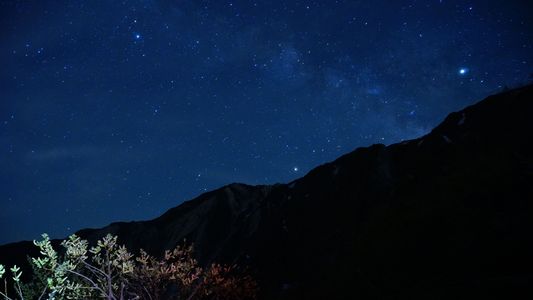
[1,0,531,244]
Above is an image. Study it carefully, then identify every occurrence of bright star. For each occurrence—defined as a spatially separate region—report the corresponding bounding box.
[458,67,469,75]
[293,167,299,172]
[134,33,142,40]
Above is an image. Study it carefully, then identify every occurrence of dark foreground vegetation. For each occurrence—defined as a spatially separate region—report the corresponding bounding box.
[0,234,256,300]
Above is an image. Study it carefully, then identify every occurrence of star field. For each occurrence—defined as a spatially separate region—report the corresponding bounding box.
[0,0,532,244]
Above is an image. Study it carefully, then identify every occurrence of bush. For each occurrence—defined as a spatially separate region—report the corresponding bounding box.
[0,234,256,300]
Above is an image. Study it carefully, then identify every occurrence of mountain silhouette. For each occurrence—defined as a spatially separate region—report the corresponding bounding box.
[1,85,532,299]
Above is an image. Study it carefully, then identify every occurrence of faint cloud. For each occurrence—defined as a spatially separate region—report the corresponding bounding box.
[265,45,310,86]
[26,146,105,162]
[325,69,347,88]
[366,87,382,95]
[275,46,300,76]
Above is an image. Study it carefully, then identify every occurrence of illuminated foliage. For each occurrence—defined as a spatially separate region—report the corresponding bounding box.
[0,234,256,300]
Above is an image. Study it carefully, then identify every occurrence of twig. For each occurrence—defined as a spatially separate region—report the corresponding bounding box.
[186,280,204,300]
[65,269,107,296]
[82,261,107,278]
[141,284,152,300]
[0,290,14,300]
[37,284,48,300]
[14,282,25,300]
[2,278,10,300]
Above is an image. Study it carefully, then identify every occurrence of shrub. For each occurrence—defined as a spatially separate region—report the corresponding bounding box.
[0,234,256,300]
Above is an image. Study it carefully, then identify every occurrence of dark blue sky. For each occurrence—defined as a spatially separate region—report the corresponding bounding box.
[1,0,531,244]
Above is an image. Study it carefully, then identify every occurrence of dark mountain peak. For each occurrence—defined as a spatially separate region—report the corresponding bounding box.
[2,85,532,299]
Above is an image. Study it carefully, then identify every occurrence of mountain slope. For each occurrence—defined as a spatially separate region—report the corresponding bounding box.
[1,85,532,299]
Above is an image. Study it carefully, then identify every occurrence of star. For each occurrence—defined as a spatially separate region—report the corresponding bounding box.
[293,167,299,172]
[458,68,469,75]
